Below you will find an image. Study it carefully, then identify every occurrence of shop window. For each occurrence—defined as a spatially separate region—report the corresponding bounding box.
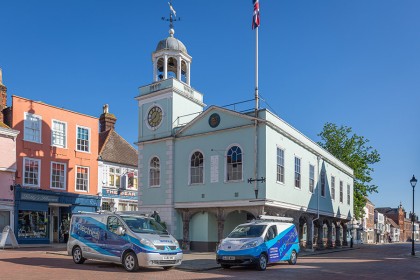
[17,210,48,239]
[102,202,111,211]
[0,211,10,232]
[118,203,127,211]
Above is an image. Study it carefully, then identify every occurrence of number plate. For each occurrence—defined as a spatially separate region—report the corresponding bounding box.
[163,256,175,260]
[222,256,235,260]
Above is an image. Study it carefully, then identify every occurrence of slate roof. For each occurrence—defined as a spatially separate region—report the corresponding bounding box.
[99,129,138,167]
[386,217,399,228]
[376,207,398,215]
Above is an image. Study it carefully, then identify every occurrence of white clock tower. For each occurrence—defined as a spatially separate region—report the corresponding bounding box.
[135,7,205,234]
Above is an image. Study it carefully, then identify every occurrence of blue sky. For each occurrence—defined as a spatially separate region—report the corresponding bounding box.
[1,1,420,214]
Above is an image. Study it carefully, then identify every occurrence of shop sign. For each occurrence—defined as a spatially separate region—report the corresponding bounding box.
[102,188,138,199]
[21,193,59,203]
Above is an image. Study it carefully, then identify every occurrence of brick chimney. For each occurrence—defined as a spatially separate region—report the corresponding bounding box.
[99,104,117,132]
[0,68,7,123]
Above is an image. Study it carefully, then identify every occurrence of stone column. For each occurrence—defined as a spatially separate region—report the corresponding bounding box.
[335,225,342,247]
[317,221,325,249]
[216,208,225,242]
[327,222,334,248]
[186,62,191,85]
[153,59,157,82]
[181,210,190,250]
[306,217,313,249]
[164,55,168,79]
[342,223,348,246]
[177,57,182,80]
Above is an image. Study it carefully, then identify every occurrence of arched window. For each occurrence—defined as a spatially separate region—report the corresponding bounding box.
[167,57,178,78]
[149,157,160,187]
[157,57,165,80]
[190,151,204,184]
[227,146,242,181]
[181,60,187,83]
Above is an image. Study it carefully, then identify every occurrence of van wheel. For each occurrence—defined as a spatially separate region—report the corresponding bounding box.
[72,246,85,264]
[221,264,231,269]
[288,250,297,265]
[256,254,267,271]
[123,251,139,272]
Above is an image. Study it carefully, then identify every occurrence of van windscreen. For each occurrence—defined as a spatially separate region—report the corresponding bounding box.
[228,224,266,238]
[121,216,168,235]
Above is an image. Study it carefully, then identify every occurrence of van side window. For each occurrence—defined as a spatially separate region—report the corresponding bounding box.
[107,216,123,234]
[266,225,278,241]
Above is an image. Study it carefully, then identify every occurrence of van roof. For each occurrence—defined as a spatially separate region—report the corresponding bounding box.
[73,211,149,218]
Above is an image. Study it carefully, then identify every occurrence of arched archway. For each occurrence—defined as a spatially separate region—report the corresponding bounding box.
[189,211,218,251]
[223,210,255,238]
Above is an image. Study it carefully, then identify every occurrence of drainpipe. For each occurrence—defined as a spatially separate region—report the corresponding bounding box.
[311,156,321,251]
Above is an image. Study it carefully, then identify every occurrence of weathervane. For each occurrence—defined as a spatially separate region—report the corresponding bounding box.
[162,0,181,30]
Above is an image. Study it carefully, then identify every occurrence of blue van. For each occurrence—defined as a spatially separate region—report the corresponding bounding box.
[216,215,300,271]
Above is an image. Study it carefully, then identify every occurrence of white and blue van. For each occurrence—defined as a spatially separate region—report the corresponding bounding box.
[216,215,300,271]
[67,211,182,272]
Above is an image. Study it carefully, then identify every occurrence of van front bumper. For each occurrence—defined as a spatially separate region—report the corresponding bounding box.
[138,252,183,267]
[216,254,259,266]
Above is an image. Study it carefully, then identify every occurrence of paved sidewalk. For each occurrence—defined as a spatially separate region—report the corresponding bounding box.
[4,243,360,271]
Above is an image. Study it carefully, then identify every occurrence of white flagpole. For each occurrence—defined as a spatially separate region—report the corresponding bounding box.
[255,26,259,113]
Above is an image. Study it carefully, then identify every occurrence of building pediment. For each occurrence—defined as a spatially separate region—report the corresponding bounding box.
[175,106,259,138]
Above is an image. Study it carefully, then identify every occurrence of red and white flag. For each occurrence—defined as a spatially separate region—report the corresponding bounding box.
[252,0,260,29]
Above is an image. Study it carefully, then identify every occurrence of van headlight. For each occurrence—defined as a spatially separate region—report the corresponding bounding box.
[217,240,225,250]
[173,239,180,248]
[240,239,262,250]
[140,238,156,249]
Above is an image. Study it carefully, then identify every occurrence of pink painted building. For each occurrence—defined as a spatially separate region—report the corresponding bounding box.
[0,69,19,234]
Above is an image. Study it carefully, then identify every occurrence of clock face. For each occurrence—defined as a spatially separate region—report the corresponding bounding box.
[209,113,220,128]
[147,106,163,128]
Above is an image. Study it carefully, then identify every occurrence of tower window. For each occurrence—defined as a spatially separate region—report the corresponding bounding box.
[149,157,160,187]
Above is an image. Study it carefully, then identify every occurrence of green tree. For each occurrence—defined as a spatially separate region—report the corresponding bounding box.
[317,122,380,219]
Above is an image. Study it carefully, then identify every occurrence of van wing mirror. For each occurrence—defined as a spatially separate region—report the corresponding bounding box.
[117,226,126,236]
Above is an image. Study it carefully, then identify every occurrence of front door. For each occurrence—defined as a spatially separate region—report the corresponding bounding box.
[49,207,59,243]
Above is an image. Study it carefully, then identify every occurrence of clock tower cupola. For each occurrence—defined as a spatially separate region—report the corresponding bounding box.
[136,2,205,141]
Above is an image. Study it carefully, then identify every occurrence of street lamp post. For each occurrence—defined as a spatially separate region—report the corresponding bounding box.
[410,175,417,256]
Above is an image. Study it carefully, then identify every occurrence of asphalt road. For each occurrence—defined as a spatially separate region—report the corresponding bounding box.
[1,243,419,280]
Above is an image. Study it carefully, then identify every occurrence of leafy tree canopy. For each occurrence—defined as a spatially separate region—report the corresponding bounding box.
[317,122,380,219]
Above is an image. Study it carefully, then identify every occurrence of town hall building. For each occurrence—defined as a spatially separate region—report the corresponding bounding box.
[136,24,354,251]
